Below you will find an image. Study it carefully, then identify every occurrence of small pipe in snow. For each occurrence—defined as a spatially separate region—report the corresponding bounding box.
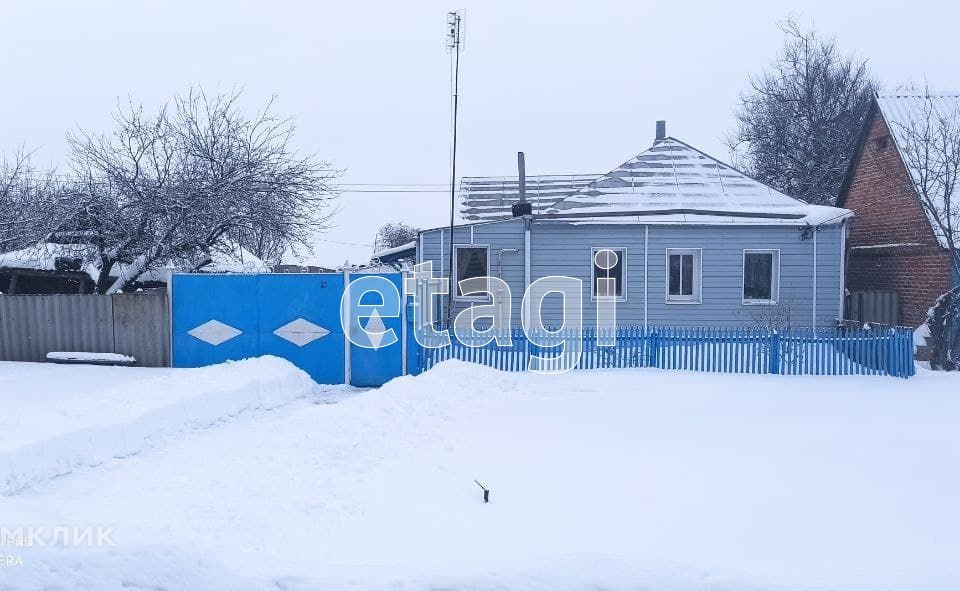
[475,479,490,503]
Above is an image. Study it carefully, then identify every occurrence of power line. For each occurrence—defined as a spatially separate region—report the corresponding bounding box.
[338,183,450,187]
[339,189,449,193]
[311,237,375,247]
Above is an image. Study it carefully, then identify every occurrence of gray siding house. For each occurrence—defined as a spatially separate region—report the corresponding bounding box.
[418,126,852,329]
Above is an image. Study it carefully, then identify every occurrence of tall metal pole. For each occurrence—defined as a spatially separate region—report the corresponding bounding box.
[445,11,462,328]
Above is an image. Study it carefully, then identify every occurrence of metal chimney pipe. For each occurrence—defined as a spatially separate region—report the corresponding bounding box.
[518,151,526,202]
[512,151,532,217]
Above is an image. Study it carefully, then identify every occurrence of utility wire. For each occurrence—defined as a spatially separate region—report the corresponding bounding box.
[310,237,376,247]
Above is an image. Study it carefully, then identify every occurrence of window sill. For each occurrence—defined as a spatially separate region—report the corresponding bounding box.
[742,299,778,306]
[590,296,628,303]
[665,299,702,305]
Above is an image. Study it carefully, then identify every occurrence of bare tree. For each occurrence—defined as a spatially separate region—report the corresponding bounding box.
[0,150,59,253]
[889,91,960,369]
[374,222,418,251]
[727,20,876,205]
[737,297,807,368]
[58,89,339,293]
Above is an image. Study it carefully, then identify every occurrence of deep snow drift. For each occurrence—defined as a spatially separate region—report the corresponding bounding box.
[2,360,959,590]
[0,357,321,493]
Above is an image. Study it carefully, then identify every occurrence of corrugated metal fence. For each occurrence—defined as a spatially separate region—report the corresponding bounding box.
[0,293,169,366]
[846,290,900,326]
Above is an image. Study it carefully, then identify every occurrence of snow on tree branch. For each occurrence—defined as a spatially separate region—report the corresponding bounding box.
[374,222,418,252]
[49,88,341,293]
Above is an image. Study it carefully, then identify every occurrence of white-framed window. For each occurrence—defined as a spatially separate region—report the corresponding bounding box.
[453,244,490,300]
[591,247,627,301]
[665,248,702,303]
[742,249,780,304]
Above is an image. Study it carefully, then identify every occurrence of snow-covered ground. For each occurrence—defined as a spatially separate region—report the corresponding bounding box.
[2,360,959,590]
[0,357,322,493]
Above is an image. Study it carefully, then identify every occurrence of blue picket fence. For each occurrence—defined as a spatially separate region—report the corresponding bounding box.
[418,326,916,378]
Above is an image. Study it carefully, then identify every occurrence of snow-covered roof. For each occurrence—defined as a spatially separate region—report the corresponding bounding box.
[372,241,416,260]
[202,242,268,274]
[458,137,850,226]
[0,243,99,277]
[555,204,847,226]
[0,240,267,283]
[875,92,960,247]
[460,174,602,220]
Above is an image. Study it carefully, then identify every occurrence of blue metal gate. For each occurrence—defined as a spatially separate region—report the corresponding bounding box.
[171,272,406,386]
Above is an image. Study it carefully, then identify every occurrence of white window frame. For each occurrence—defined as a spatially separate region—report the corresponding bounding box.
[452,244,491,302]
[665,248,702,304]
[741,249,780,305]
[590,246,628,302]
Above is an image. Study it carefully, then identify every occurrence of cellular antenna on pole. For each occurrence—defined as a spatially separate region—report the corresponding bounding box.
[445,9,464,327]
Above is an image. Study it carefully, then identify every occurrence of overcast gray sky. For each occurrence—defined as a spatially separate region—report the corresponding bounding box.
[1,0,957,265]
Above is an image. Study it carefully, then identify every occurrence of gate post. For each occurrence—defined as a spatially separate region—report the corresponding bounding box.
[406,298,422,375]
[401,271,408,376]
[342,267,352,385]
[769,331,780,374]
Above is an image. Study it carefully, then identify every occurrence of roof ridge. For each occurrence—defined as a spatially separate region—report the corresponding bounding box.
[544,140,665,212]
[662,136,804,205]
[545,137,803,214]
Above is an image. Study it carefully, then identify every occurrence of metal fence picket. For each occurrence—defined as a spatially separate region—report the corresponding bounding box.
[415,324,915,378]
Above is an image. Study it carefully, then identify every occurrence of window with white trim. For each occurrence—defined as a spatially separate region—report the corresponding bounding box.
[742,249,780,304]
[666,248,701,303]
[453,245,489,299]
[591,247,626,300]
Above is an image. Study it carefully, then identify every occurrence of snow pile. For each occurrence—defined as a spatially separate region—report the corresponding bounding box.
[46,351,136,364]
[0,356,319,494]
[3,361,960,589]
[915,321,930,348]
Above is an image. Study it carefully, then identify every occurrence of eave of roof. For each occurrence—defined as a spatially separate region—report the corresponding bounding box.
[372,241,417,260]
[419,205,851,234]
[836,97,879,208]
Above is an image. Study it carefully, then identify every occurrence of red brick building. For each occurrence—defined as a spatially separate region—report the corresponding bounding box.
[838,93,959,328]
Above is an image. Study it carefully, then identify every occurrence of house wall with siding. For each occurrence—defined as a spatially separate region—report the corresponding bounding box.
[843,111,953,327]
[420,217,844,329]
[417,217,527,326]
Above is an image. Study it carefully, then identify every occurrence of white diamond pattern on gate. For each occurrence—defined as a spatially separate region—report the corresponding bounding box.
[363,309,388,349]
[187,319,243,346]
[273,317,331,347]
